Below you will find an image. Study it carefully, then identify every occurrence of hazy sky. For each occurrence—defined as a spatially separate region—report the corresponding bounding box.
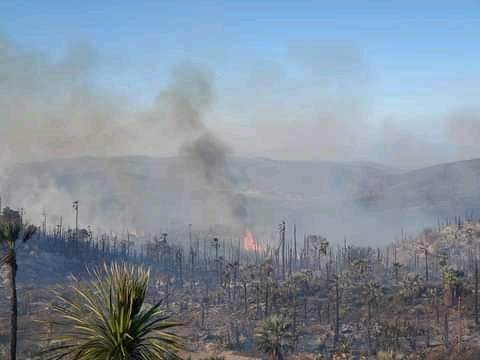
[1,1,479,168]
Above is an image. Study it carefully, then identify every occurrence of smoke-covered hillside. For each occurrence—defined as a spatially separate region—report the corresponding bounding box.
[358,158,480,215]
[2,156,480,245]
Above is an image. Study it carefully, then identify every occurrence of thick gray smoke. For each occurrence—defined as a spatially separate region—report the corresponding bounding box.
[1,34,478,170]
[1,34,480,243]
[156,64,248,225]
[0,36,247,229]
[0,35,132,165]
[446,110,480,161]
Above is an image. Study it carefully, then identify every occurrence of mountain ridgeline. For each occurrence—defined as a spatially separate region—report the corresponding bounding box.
[2,156,480,245]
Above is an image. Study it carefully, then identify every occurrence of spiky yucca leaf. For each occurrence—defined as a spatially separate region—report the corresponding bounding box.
[43,263,183,360]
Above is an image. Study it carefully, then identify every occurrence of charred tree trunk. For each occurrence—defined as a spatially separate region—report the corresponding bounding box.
[281,222,286,281]
[293,224,297,270]
[165,274,170,310]
[243,282,248,314]
[475,258,479,325]
[367,301,372,355]
[334,277,340,346]
[256,284,260,319]
[327,301,331,324]
[293,283,297,338]
[444,308,449,349]
[201,303,206,328]
[425,250,429,281]
[6,250,18,360]
[303,297,307,319]
[317,301,322,323]
[264,281,269,318]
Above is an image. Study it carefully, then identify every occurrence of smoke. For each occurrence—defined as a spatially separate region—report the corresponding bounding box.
[374,119,448,170]
[366,109,480,169]
[212,43,372,163]
[2,34,478,170]
[446,110,480,161]
[155,64,248,225]
[1,34,480,243]
[0,34,247,228]
[0,35,141,229]
[0,35,132,165]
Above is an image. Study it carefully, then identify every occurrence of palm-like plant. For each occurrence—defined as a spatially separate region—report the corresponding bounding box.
[45,263,183,360]
[399,272,420,300]
[0,207,37,360]
[255,315,294,360]
[441,265,458,306]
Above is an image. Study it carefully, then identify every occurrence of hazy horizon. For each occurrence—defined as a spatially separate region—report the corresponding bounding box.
[1,1,480,171]
[1,1,480,243]
[3,4,480,359]
[8,152,480,173]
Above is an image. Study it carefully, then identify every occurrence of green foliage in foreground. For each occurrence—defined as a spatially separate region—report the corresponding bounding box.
[255,315,294,360]
[43,263,183,360]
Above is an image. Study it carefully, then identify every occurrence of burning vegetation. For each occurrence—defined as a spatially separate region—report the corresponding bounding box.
[1,7,480,359]
[2,205,480,359]
[242,229,265,253]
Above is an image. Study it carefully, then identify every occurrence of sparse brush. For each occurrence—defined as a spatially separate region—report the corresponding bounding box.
[376,350,404,360]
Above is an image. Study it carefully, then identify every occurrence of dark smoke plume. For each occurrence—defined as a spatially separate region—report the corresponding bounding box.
[158,64,248,224]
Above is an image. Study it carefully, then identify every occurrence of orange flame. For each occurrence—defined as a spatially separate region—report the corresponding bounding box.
[243,229,264,252]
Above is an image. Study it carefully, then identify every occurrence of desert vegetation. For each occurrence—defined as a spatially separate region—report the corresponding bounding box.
[2,205,480,359]
[2,0,479,358]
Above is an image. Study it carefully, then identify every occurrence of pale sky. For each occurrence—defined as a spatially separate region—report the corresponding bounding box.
[1,1,479,168]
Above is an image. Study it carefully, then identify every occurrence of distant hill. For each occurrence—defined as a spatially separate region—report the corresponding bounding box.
[2,156,480,245]
[357,158,480,215]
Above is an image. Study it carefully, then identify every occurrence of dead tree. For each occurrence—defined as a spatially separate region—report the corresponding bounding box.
[475,258,479,325]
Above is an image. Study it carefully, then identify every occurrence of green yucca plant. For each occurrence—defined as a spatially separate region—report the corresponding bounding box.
[255,315,294,360]
[43,263,183,360]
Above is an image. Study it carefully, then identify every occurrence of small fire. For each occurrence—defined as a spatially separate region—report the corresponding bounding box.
[128,229,145,238]
[243,229,264,252]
